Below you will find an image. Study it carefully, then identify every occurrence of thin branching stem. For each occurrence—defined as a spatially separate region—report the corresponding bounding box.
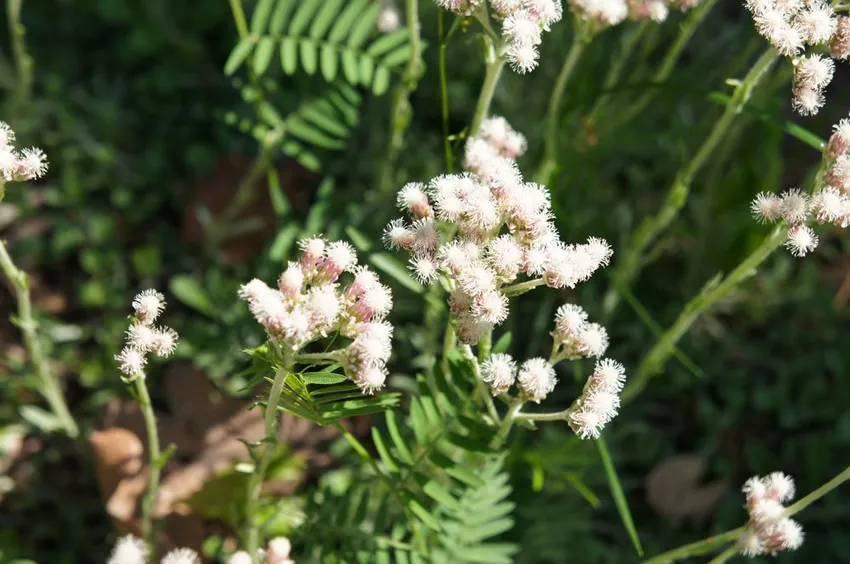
[134,376,161,557]
[642,527,746,563]
[604,47,779,317]
[245,367,289,561]
[0,237,78,438]
[469,41,505,136]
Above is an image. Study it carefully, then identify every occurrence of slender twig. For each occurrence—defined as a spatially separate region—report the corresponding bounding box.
[536,28,590,184]
[0,239,78,438]
[7,0,33,112]
[706,546,739,564]
[227,0,250,39]
[501,277,545,297]
[784,463,850,516]
[244,367,289,561]
[642,527,746,563]
[134,376,162,557]
[604,47,778,317]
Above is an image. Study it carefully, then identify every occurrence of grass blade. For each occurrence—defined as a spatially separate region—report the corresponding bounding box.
[596,436,643,556]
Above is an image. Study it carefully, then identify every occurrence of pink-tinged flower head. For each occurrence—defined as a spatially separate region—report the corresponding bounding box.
[794,54,834,91]
[751,192,783,223]
[161,548,201,564]
[0,145,18,180]
[459,264,497,296]
[763,518,804,551]
[132,289,166,325]
[502,11,544,45]
[239,280,288,333]
[828,155,850,192]
[784,224,818,257]
[827,118,850,160]
[479,117,528,159]
[434,0,484,16]
[448,288,473,317]
[299,237,326,269]
[517,357,557,402]
[472,290,510,324]
[481,353,517,395]
[570,0,629,26]
[795,0,836,44]
[227,551,253,564]
[430,175,466,221]
[306,284,341,334]
[0,122,15,147]
[410,218,440,257]
[751,497,786,524]
[491,0,525,17]
[397,182,434,219]
[811,187,849,224]
[764,472,795,502]
[525,0,564,26]
[267,537,293,564]
[322,241,357,281]
[567,407,605,439]
[14,147,48,181]
[486,235,524,281]
[278,262,304,298]
[792,84,825,116]
[830,16,850,59]
[107,534,147,564]
[455,314,492,345]
[737,529,766,557]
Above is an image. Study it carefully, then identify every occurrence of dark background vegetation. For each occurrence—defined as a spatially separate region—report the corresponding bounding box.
[1,0,849,562]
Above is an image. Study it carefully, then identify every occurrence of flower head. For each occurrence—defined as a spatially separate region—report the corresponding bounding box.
[517,357,557,402]
[107,534,147,564]
[161,548,201,564]
[481,353,518,395]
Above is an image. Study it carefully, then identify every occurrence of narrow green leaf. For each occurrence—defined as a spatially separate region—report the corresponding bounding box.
[341,49,360,85]
[385,411,414,465]
[372,65,391,96]
[596,436,644,556]
[250,0,275,34]
[299,102,348,137]
[169,275,215,316]
[328,0,368,43]
[565,472,602,509]
[281,37,298,74]
[300,371,347,385]
[289,0,320,36]
[371,428,400,473]
[408,499,441,531]
[269,0,296,34]
[416,474,459,510]
[360,54,375,85]
[493,332,512,354]
[285,118,344,149]
[310,0,344,38]
[347,3,381,48]
[409,398,428,445]
[253,37,276,75]
[369,252,423,293]
[224,38,255,75]
[366,28,409,57]
[300,40,318,75]
[381,44,412,68]
[320,44,338,81]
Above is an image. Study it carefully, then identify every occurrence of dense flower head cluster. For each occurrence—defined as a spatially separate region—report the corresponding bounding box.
[737,473,804,557]
[751,117,850,256]
[115,290,179,380]
[385,116,612,345]
[745,0,844,115]
[0,121,48,183]
[107,535,202,564]
[239,239,394,393]
[566,358,626,438]
[552,303,608,359]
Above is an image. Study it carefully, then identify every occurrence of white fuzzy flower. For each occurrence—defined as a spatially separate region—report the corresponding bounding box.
[554,303,588,338]
[150,327,179,357]
[810,187,848,224]
[517,357,557,402]
[411,218,440,256]
[383,218,415,250]
[486,235,524,280]
[567,407,605,439]
[354,364,388,394]
[459,264,497,295]
[0,145,18,180]
[751,192,783,223]
[792,84,825,116]
[377,5,401,32]
[784,224,818,257]
[397,182,433,218]
[161,548,201,564]
[764,472,795,502]
[743,475,768,500]
[502,11,543,45]
[15,147,48,180]
[116,346,147,378]
[751,497,786,524]
[227,551,254,564]
[591,358,626,392]
[767,518,804,550]
[779,189,810,223]
[409,255,439,283]
[526,0,564,26]
[577,322,609,357]
[506,41,540,73]
[278,262,304,298]
[0,122,15,147]
[325,241,358,274]
[794,54,834,91]
[299,237,326,266]
[107,534,147,564]
[126,323,158,352]
[795,0,836,44]
[481,353,517,395]
[267,537,294,563]
[472,290,509,324]
[132,289,166,325]
[306,285,341,331]
[737,529,766,557]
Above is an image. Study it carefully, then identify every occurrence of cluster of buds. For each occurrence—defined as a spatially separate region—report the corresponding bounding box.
[0,121,48,183]
[481,354,558,401]
[385,116,612,346]
[239,238,395,393]
[570,0,697,30]
[432,1,563,73]
[115,290,179,380]
[751,117,850,256]
[107,535,202,564]
[745,0,844,115]
[551,303,608,359]
[737,473,804,557]
[228,537,294,564]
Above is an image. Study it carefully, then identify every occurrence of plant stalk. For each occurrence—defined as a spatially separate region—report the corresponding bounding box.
[642,527,746,563]
[7,0,34,112]
[245,367,289,561]
[469,53,505,136]
[134,376,161,557]
[604,47,778,317]
[0,239,78,438]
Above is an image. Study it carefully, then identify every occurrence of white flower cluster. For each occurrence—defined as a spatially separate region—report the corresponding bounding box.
[751,118,850,257]
[385,116,612,346]
[551,303,608,359]
[566,358,626,439]
[745,0,846,115]
[0,121,48,183]
[107,535,202,564]
[115,290,179,380]
[239,238,395,393]
[229,537,294,564]
[481,354,558,401]
[737,473,804,557]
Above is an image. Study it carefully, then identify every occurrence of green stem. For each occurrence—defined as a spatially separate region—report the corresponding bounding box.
[784,463,850,517]
[7,0,33,112]
[377,0,424,199]
[494,399,524,445]
[642,527,746,563]
[294,351,341,363]
[469,51,505,136]
[227,0,249,39]
[0,239,78,438]
[706,546,738,564]
[244,367,289,562]
[604,47,778,317]
[586,23,650,124]
[134,376,161,558]
[612,0,720,134]
[501,277,545,297]
[439,12,456,172]
[622,225,785,403]
[514,408,568,422]
[536,29,589,185]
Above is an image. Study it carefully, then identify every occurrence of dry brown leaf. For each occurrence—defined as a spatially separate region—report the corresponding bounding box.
[645,453,729,525]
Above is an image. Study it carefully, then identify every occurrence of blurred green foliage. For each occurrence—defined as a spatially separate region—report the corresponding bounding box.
[1,0,849,562]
